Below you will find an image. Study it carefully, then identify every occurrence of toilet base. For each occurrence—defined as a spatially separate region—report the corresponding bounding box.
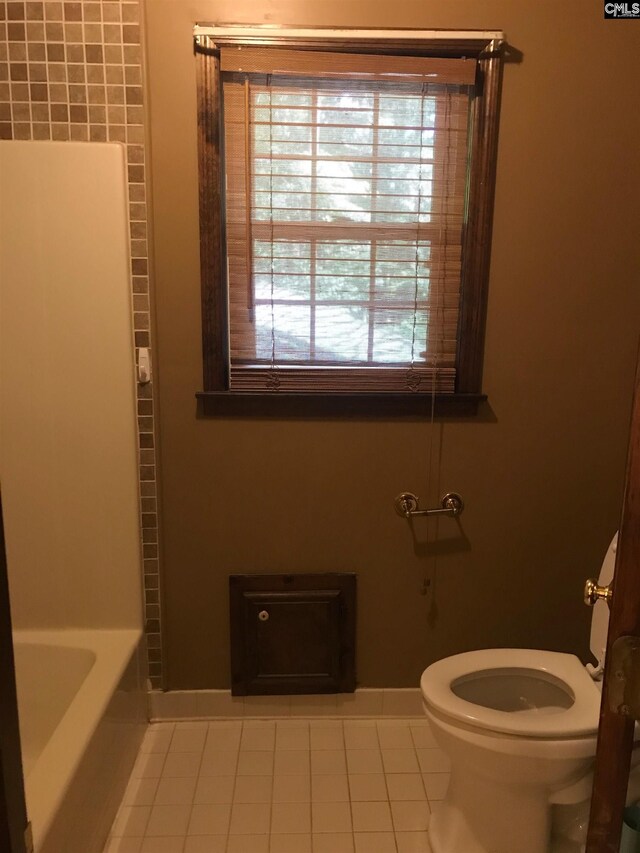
[428,771,552,853]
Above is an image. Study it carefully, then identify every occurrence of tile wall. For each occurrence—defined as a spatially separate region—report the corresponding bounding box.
[0,0,163,687]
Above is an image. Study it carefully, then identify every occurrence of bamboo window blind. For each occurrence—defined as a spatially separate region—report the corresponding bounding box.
[221,47,475,394]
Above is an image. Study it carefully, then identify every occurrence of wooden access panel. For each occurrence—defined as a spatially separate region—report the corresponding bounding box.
[229,573,356,696]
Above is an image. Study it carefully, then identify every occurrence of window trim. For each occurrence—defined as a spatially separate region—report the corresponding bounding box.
[194,30,504,417]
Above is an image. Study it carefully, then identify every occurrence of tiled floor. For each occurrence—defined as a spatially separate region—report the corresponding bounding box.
[103,717,450,853]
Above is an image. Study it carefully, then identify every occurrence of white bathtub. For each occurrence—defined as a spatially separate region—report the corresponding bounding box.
[13,629,146,853]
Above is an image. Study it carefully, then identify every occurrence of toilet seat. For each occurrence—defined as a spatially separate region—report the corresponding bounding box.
[421,648,601,739]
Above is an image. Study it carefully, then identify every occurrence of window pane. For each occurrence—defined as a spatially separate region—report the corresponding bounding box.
[235,82,467,372]
[254,275,310,301]
[254,158,312,176]
[373,309,428,363]
[315,305,369,362]
[255,304,311,360]
[317,93,375,110]
[315,275,370,301]
[317,241,371,261]
[316,160,373,180]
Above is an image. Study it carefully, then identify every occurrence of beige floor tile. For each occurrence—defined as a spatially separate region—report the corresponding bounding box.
[140,837,185,853]
[409,726,438,749]
[415,749,451,774]
[269,833,312,852]
[199,749,239,776]
[106,715,445,853]
[169,728,207,753]
[377,723,414,749]
[309,727,344,750]
[193,775,235,804]
[270,802,311,834]
[241,726,276,751]
[311,833,354,853]
[395,830,433,852]
[344,725,379,750]
[233,775,273,803]
[161,753,202,778]
[273,749,310,775]
[346,749,384,775]
[351,801,393,832]
[226,835,269,853]
[187,803,231,835]
[385,774,426,802]
[104,838,143,853]
[311,749,347,774]
[145,805,191,837]
[390,801,431,832]
[348,773,388,802]
[272,774,311,803]
[111,806,151,837]
[381,749,419,774]
[141,727,174,755]
[229,802,271,834]
[154,777,197,806]
[132,754,166,779]
[275,725,309,751]
[206,727,242,752]
[236,751,274,776]
[354,831,397,852]
[123,777,159,807]
[311,802,352,833]
[183,837,226,852]
[311,773,350,803]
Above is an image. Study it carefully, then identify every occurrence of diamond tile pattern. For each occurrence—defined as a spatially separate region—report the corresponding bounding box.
[104,718,447,852]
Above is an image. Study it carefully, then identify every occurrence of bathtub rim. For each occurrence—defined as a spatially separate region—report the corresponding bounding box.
[12,628,143,851]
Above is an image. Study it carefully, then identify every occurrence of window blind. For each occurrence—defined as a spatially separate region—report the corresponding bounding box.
[221,48,473,393]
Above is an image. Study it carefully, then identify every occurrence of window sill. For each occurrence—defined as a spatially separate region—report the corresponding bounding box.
[196,391,487,418]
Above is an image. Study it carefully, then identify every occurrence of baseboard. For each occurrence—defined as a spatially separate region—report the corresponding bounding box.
[148,688,424,721]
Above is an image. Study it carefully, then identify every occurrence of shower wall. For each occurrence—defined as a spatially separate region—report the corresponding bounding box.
[0,0,162,683]
[1,140,143,630]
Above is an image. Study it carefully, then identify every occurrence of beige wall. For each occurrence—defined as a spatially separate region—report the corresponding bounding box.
[145,0,640,689]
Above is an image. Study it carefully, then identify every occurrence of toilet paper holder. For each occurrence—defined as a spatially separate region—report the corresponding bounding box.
[394,491,464,519]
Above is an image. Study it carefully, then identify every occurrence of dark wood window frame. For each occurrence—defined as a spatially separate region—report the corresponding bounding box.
[194,31,504,418]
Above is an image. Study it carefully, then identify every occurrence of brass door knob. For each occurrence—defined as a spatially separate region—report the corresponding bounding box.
[584,578,614,608]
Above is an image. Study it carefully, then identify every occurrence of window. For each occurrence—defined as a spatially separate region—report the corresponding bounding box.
[195,30,504,415]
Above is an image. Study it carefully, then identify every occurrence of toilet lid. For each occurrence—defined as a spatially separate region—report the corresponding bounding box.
[589,533,618,668]
[421,649,601,738]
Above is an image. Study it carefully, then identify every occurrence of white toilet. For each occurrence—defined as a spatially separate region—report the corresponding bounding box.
[420,534,619,853]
